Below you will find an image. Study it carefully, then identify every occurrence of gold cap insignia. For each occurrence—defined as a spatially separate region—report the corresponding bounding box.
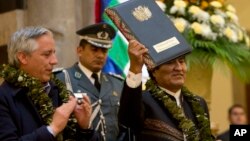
[97,31,109,40]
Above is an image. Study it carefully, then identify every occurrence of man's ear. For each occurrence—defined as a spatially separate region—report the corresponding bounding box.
[77,46,83,56]
[16,52,28,65]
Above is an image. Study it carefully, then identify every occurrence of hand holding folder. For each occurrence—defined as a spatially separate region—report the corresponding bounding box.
[105,0,192,70]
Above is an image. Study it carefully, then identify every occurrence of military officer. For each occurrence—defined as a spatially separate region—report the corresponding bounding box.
[56,23,124,141]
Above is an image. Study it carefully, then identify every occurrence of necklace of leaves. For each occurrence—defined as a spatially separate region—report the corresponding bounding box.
[0,64,77,140]
[145,79,213,141]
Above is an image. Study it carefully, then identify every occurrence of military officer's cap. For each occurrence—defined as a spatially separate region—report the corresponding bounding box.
[76,23,116,49]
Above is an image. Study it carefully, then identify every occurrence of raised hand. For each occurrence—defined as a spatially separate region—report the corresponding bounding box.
[128,40,148,74]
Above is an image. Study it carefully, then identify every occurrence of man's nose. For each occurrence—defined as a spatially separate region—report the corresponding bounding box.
[50,54,58,65]
[174,61,182,70]
[96,50,106,58]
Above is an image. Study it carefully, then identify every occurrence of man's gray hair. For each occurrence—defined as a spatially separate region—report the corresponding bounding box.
[8,26,53,67]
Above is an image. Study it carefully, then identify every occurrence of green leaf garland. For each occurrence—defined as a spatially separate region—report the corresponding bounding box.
[0,64,77,140]
[145,79,214,141]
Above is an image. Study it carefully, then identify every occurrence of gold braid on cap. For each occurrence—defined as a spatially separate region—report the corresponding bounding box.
[80,36,112,44]
[80,36,112,48]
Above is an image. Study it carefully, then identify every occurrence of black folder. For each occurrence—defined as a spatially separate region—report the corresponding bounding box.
[105,0,192,69]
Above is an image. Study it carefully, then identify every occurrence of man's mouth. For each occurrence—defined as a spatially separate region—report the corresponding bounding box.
[94,60,104,65]
[173,73,183,76]
[46,69,53,73]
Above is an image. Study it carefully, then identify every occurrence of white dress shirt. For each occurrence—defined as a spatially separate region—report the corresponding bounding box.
[78,62,101,84]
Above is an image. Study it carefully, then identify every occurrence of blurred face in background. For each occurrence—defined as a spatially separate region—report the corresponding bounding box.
[229,107,247,125]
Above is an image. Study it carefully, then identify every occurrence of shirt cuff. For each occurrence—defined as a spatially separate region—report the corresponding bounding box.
[47,126,56,137]
[126,71,142,88]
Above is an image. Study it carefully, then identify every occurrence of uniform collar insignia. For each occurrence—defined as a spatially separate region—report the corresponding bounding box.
[75,71,82,79]
[103,74,108,82]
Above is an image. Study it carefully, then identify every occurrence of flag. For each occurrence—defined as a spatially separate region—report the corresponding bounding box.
[95,0,149,82]
[95,0,130,78]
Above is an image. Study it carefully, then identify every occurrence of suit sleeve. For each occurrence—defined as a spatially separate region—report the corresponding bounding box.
[76,128,101,141]
[118,81,145,133]
[0,91,55,141]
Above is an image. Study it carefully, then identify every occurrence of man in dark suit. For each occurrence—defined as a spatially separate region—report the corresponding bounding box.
[119,40,214,141]
[0,27,98,141]
[216,104,247,141]
[56,23,124,141]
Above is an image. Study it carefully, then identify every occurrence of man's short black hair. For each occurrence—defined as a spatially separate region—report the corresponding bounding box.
[148,66,159,82]
[79,39,88,47]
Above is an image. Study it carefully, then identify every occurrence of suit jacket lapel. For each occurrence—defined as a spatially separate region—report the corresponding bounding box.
[48,82,61,107]
[10,86,42,125]
[182,94,197,123]
[163,91,197,128]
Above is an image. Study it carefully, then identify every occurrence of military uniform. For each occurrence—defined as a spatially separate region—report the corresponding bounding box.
[56,23,124,141]
[56,64,123,141]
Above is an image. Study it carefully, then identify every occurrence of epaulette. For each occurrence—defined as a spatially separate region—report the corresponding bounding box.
[52,67,64,74]
[108,73,125,80]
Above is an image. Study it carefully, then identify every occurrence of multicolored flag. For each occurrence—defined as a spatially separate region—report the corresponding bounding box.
[95,0,129,77]
[96,0,149,82]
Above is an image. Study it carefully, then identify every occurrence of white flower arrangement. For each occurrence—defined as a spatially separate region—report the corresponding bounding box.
[159,0,250,82]
[166,0,249,45]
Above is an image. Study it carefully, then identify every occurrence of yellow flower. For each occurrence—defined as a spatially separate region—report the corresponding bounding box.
[245,34,250,47]
[226,4,236,13]
[173,18,187,33]
[210,1,222,8]
[174,0,187,8]
[224,27,237,42]
[210,14,225,27]
[238,30,243,41]
[201,1,209,9]
[226,11,238,23]
[156,1,166,12]
[189,5,201,15]
[170,0,187,15]
[191,22,202,34]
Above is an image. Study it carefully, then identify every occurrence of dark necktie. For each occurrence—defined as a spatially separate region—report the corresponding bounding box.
[92,73,101,92]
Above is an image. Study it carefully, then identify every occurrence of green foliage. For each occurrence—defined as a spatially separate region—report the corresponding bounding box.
[0,64,77,140]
